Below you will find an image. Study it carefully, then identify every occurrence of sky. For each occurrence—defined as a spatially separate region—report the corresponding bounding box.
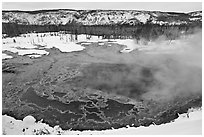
[2,2,202,13]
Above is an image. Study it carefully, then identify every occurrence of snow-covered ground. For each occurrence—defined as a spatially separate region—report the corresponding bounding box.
[2,32,195,60]
[2,32,117,59]
[2,33,87,59]
[2,53,13,59]
[2,108,202,135]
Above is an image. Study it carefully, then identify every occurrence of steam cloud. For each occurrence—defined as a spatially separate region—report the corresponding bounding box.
[86,30,202,101]
[128,31,202,101]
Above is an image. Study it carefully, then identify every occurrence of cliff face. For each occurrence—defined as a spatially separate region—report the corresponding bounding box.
[2,9,202,26]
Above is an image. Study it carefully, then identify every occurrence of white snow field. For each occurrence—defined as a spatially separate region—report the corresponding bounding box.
[2,32,112,59]
[3,31,197,59]
[2,32,87,59]
[2,32,122,59]
[2,32,182,59]
[2,53,13,59]
[2,108,202,135]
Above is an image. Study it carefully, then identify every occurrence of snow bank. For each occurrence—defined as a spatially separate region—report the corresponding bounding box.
[2,33,86,59]
[17,49,49,56]
[43,41,85,53]
[2,37,48,58]
[2,108,202,135]
[2,32,200,59]
[114,39,139,53]
[2,53,13,59]
[2,44,49,57]
[2,115,63,135]
[27,54,44,58]
[2,32,117,59]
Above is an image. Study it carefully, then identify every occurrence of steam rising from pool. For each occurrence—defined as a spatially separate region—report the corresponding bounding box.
[78,31,202,101]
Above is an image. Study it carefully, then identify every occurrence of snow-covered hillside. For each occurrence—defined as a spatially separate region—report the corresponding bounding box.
[2,10,202,26]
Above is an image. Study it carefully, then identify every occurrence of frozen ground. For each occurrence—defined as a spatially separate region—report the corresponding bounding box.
[2,53,13,59]
[2,33,87,59]
[2,108,202,135]
[2,32,189,60]
[1,32,114,59]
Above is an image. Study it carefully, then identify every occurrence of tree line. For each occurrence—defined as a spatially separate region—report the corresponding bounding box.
[2,22,201,41]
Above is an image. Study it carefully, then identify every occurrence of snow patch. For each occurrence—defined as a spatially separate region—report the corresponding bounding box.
[2,33,86,57]
[114,39,139,53]
[17,49,49,56]
[27,54,43,58]
[98,42,105,46]
[135,13,150,23]
[2,53,13,59]
[189,17,201,21]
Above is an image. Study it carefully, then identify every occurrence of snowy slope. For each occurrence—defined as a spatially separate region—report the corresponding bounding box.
[2,10,202,26]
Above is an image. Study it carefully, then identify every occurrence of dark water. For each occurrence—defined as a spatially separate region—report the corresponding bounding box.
[21,87,86,114]
[85,112,104,122]
[84,106,101,113]
[53,92,66,97]
[19,86,140,130]
[101,99,134,118]
[39,107,83,129]
[13,84,202,130]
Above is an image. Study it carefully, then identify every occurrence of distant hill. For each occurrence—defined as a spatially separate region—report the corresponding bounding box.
[2,9,202,26]
[2,9,202,38]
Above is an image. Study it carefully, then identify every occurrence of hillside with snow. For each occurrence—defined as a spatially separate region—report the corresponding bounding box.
[2,9,202,26]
